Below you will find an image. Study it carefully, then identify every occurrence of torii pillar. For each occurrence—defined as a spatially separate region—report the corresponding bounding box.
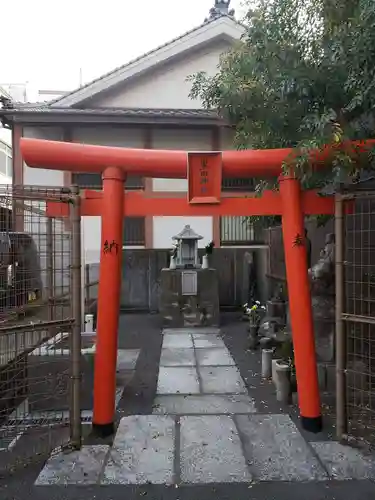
[93,166,125,436]
[20,138,370,436]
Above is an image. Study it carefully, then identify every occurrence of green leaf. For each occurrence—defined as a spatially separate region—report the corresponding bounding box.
[188,0,375,196]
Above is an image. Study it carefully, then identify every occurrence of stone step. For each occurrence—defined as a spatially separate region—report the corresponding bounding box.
[34,413,375,485]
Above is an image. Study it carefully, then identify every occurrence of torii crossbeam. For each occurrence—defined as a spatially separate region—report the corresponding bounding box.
[20,137,372,437]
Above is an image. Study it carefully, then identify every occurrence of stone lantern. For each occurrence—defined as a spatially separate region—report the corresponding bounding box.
[173,225,203,269]
[160,224,219,328]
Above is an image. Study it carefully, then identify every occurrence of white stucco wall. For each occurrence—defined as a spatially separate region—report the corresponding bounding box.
[153,216,212,249]
[93,41,232,110]
[82,216,101,264]
[0,173,11,185]
[0,127,11,146]
[71,126,145,148]
[0,137,12,185]
[152,128,213,192]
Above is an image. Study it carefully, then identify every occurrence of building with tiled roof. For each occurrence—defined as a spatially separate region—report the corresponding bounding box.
[0,1,255,259]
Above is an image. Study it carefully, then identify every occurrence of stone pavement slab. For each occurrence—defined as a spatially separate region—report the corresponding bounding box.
[160,348,196,367]
[195,347,235,366]
[162,333,193,349]
[311,441,375,480]
[235,414,328,481]
[35,445,110,485]
[117,349,140,370]
[102,415,175,485]
[192,333,225,348]
[157,366,200,394]
[34,414,375,486]
[163,327,220,335]
[200,366,247,394]
[153,394,256,415]
[180,415,252,483]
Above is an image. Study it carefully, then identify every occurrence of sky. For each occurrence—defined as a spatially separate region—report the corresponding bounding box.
[1,0,245,93]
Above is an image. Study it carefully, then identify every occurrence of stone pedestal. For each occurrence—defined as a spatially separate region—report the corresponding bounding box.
[160,268,220,328]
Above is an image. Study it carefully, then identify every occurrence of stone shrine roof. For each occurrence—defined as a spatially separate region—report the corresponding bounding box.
[173,225,203,241]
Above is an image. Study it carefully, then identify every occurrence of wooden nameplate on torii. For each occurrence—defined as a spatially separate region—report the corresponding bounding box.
[187,152,222,204]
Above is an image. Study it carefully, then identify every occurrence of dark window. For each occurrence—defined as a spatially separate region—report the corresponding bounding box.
[221,178,255,191]
[123,217,145,246]
[72,173,101,189]
[72,173,144,190]
[125,176,145,190]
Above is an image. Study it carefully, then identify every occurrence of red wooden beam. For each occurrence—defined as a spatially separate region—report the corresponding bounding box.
[46,189,335,218]
[20,137,375,179]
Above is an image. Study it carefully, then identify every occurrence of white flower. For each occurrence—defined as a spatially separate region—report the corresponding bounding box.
[255,300,261,305]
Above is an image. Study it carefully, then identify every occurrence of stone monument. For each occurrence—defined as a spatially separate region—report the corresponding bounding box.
[160,225,220,327]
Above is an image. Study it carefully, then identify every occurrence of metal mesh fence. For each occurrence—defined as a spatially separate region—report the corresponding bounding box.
[0,185,82,475]
[342,193,375,446]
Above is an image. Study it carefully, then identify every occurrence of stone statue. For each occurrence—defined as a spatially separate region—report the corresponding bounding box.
[309,233,335,362]
[309,233,335,293]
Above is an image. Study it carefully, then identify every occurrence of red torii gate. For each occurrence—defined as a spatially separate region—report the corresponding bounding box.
[20,137,370,437]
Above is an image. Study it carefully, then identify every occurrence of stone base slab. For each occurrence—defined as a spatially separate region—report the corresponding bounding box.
[35,414,375,485]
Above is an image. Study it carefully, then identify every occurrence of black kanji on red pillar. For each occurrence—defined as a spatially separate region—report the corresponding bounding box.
[103,240,119,254]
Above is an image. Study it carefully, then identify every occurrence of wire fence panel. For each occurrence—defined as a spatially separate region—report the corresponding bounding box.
[343,193,375,447]
[0,185,82,476]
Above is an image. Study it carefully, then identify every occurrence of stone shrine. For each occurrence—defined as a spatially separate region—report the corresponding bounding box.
[160,225,220,327]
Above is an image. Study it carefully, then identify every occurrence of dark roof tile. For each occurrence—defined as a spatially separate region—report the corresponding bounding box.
[0,105,220,119]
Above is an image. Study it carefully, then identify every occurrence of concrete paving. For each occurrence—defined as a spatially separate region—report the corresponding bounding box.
[35,446,110,486]
[180,415,251,483]
[103,415,175,485]
[33,327,375,487]
[33,414,375,486]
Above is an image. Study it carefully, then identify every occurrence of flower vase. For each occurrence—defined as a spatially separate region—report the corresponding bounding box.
[202,254,209,269]
[248,323,258,350]
[274,360,292,404]
[261,348,273,378]
[169,256,176,269]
